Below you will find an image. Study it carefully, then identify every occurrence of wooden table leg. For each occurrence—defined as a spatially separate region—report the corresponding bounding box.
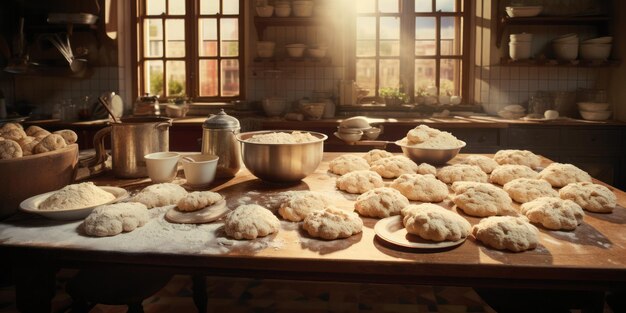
[192,275,207,313]
[13,265,56,313]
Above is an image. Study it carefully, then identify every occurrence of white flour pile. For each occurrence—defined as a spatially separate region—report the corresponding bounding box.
[246,131,318,144]
[399,125,463,149]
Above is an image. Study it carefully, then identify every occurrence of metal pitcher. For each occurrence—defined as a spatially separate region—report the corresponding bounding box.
[201,109,241,178]
[86,117,172,178]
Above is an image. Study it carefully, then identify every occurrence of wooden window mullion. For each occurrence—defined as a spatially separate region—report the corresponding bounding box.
[375,0,380,98]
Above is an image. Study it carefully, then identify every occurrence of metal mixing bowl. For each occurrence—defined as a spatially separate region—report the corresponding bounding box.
[237,130,328,182]
[395,140,466,165]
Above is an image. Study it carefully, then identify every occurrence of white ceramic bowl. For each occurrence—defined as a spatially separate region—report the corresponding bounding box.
[554,33,578,43]
[579,110,611,121]
[256,5,274,17]
[335,131,362,143]
[577,102,610,112]
[262,97,286,117]
[145,152,181,183]
[510,33,533,42]
[509,42,531,60]
[285,43,307,58]
[182,154,219,187]
[583,36,612,44]
[257,41,275,58]
[580,43,611,60]
[553,43,578,60]
[505,6,542,17]
[308,47,327,58]
[275,5,291,17]
[292,0,314,17]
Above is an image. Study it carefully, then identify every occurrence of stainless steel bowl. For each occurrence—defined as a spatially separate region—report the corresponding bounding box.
[395,140,466,165]
[237,130,328,182]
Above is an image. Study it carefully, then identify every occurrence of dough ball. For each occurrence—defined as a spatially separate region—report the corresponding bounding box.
[39,182,116,211]
[53,129,78,144]
[452,181,515,217]
[390,173,449,202]
[401,203,471,242]
[494,149,542,169]
[83,202,150,237]
[131,183,188,209]
[370,155,418,179]
[302,206,363,240]
[538,163,592,188]
[16,136,39,156]
[471,216,538,252]
[328,154,370,175]
[416,163,437,175]
[177,191,223,212]
[278,191,328,222]
[520,197,584,231]
[437,164,488,184]
[25,125,50,138]
[336,170,384,194]
[224,204,280,240]
[0,127,26,141]
[559,182,616,213]
[354,187,409,218]
[33,134,67,154]
[362,149,393,165]
[458,155,499,174]
[0,139,23,159]
[489,164,539,186]
[0,122,23,132]
[406,125,439,144]
[503,178,558,203]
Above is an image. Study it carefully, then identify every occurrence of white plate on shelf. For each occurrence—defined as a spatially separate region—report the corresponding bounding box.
[19,186,129,221]
[374,216,467,249]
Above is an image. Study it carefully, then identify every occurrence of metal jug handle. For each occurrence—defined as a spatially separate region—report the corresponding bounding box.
[154,120,173,130]
[79,126,111,168]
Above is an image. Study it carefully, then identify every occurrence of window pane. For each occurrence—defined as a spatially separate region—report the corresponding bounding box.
[415,0,432,12]
[440,59,460,96]
[379,59,399,89]
[168,1,185,15]
[415,17,436,56]
[356,59,376,97]
[415,59,436,93]
[144,19,163,57]
[223,0,239,14]
[378,0,399,13]
[441,17,458,55]
[357,0,375,13]
[199,60,218,96]
[145,60,164,96]
[166,61,186,96]
[436,0,456,12]
[220,18,239,56]
[356,17,376,57]
[200,0,219,15]
[221,59,239,96]
[165,19,185,57]
[146,0,165,15]
[199,19,217,57]
[380,17,399,56]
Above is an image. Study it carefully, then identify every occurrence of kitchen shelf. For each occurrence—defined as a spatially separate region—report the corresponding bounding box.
[254,16,323,40]
[499,57,621,68]
[253,56,332,67]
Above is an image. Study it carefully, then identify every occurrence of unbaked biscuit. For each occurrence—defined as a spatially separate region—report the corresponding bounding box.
[458,155,498,174]
[0,127,26,141]
[559,182,617,213]
[390,173,449,202]
[176,191,223,212]
[25,125,50,138]
[401,203,471,242]
[471,216,538,252]
[494,149,542,169]
[33,134,67,154]
[0,140,23,159]
[437,164,488,184]
[362,149,393,165]
[451,181,515,217]
[503,178,558,203]
[224,204,280,240]
[278,191,328,222]
[302,206,363,240]
[17,136,39,156]
[131,183,188,209]
[336,170,384,194]
[416,163,437,175]
[406,125,439,144]
[83,202,150,237]
[370,155,418,179]
[328,154,370,175]
[489,164,539,186]
[354,187,409,218]
[0,122,22,132]
[54,129,78,145]
[538,163,592,188]
[520,197,584,230]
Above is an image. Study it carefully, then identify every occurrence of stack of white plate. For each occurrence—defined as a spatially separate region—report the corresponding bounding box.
[498,104,526,119]
[580,37,612,61]
[577,102,611,121]
[509,33,533,60]
[505,6,542,17]
[553,33,579,60]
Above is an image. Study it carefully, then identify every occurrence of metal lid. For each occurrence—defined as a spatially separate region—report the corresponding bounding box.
[203,109,240,129]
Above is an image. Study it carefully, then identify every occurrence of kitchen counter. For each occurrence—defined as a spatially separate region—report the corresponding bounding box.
[1,152,625,313]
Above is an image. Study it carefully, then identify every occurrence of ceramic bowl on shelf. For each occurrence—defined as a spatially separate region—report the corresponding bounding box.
[553,33,579,44]
[255,5,274,17]
[505,6,543,17]
[275,4,291,17]
[257,41,275,58]
[308,47,327,58]
[577,102,610,112]
[509,42,531,60]
[579,43,611,60]
[292,0,314,17]
[579,110,611,121]
[553,42,578,60]
[509,33,533,43]
[583,36,612,44]
[285,43,307,58]
[262,97,286,117]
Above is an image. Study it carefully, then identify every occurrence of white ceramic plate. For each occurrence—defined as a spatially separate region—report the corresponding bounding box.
[19,186,129,221]
[374,216,466,249]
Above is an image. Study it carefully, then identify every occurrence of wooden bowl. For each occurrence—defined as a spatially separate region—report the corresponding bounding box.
[0,144,79,219]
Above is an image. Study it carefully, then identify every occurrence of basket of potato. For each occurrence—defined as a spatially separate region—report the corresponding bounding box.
[0,122,79,219]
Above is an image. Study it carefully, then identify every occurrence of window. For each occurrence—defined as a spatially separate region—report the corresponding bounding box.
[134,0,244,101]
[352,0,470,103]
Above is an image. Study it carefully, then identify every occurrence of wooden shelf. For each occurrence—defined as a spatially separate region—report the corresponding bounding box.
[500,57,621,68]
[254,16,323,40]
[253,56,332,67]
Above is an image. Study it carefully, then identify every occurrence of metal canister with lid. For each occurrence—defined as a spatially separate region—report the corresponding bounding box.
[201,109,241,178]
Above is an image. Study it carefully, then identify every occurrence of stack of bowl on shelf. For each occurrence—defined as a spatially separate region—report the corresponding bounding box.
[497,104,526,119]
[292,0,314,17]
[257,1,314,17]
[274,1,291,17]
[577,102,611,121]
[552,33,579,60]
[255,4,274,17]
[257,41,276,58]
[509,33,533,60]
[505,6,542,17]
[580,36,612,61]
[285,43,307,58]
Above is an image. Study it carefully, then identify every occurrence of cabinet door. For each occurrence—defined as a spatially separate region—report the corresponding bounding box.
[507,127,560,148]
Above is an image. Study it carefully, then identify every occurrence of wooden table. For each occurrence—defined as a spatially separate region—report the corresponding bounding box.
[1,153,626,312]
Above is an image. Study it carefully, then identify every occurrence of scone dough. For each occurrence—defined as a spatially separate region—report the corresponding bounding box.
[520,197,584,230]
[472,216,538,252]
[416,163,437,175]
[362,149,393,165]
[0,127,26,141]
[538,163,592,188]
[83,202,149,237]
[406,125,441,144]
[503,178,558,203]
[354,187,409,218]
[328,154,370,175]
[401,203,471,242]
[224,204,280,240]
[370,155,418,179]
[25,125,50,138]
[459,155,498,174]
[437,164,488,184]
[39,182,116,211]
[166,199,228,224]
[54,129,78,145]
[559,182,617,213]
[177,191,223,212]
[390,174,449,202]
[33,134,67,154]
[494,149,542,169]
[452,182,514,217]
[0,139,23,159]
[302,206,363,240]
[336,170,384,194]
[131,183,188,209]
[490,164,539,186]
[278,191,328,222]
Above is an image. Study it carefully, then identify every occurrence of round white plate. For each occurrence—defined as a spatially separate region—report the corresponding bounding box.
[19,186,129,221]
[374,216,466,249]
